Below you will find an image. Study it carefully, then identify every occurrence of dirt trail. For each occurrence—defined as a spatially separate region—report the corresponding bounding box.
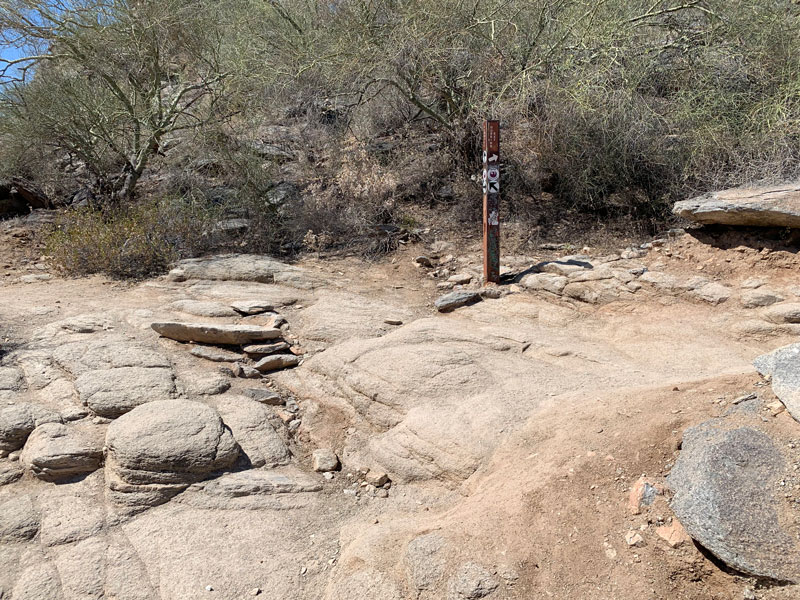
[1,216,799,599]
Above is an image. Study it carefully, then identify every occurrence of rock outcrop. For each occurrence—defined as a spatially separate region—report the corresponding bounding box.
[20,423,103,481]
[673,183,800,227]
[105,400,239,508]
[668,418,800,582]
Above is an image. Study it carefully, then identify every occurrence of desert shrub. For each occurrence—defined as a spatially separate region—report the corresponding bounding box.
[45,197,223,278]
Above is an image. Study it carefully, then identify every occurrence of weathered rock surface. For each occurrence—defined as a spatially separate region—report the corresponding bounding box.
[20,423,103,481]
[0,366,23,392]
[0,461,23,485]
[762,302,800,324]
[0,403,62,454]
[190,345,243,363]
[740,289,783,308]
[195,468,322,498]
[75,367,176,418]
[0,495,39,542]
[673,183,800,227]
[405,532,447,592]
[688,282,731,305]
[519,273,567,294]
[668,419,800,581]
[447,562,499,599]
[214,396,290,468]
[105,400,238,507]
[435,291,481,312]
[168,299,239,318]
[39,494,105,547]
[754,343,800,421]
[243,388,284,405]
[151,322,281,344]
[52,340,170,375]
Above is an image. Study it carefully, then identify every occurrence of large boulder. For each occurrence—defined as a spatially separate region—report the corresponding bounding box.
[754,343,800,421]
[105,400,238,507]
[668,419,800,581]
[151,322,281,345]
[20,423,103,481]
[0,403,62,455]
[673,183,800,227]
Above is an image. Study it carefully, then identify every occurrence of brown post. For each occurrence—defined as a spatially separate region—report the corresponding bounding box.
[482,120,500,284]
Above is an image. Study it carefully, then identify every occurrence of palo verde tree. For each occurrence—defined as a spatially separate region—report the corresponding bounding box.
[0,0,229,200]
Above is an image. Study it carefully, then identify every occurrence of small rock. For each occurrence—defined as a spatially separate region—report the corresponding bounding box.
[384,318,403,326]
[243,388,284,405]
[376,488,389,498]
[250,588,261,597]
[242,342,290,356]
[625,531,645,547]
[323,471,334,481]
[414,256,433,268]
[766,401,786,416]
[448,273,473,285]
[689,282,731,305]
[312,449,339,472]
[655,520,690,548]
[253,354,300,373]
[434,291,481,313]
[231,300,275,315]
[239,365,262,379]
[628,476,661,515]
[365,470,389,487]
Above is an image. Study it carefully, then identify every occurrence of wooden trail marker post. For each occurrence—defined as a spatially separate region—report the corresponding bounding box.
[482,120,500,283]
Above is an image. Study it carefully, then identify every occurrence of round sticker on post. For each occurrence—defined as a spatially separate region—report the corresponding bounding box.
[487,167,499,182]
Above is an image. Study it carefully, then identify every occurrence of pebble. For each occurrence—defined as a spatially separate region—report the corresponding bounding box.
[250,588,261,597]
[205,585,213,592]
[625,531,645,547]
[384,318,403,326]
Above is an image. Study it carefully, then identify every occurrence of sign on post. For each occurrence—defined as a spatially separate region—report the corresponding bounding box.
[482,120,500,284]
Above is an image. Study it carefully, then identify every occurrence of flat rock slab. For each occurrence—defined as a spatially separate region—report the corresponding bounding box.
[231,300,275,315]
[198,469,322,498]
[243,341,290,356]
[151,322,281,345]
[190,346,243,363]
[168,300,238,318]
[668,419,800,581]
[673,183,800,227]
[754,343,800,421]
[762,303,800,324]
[434,291,481,312]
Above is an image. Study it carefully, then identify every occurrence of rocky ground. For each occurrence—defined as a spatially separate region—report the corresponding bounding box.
[2,213,800,599]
